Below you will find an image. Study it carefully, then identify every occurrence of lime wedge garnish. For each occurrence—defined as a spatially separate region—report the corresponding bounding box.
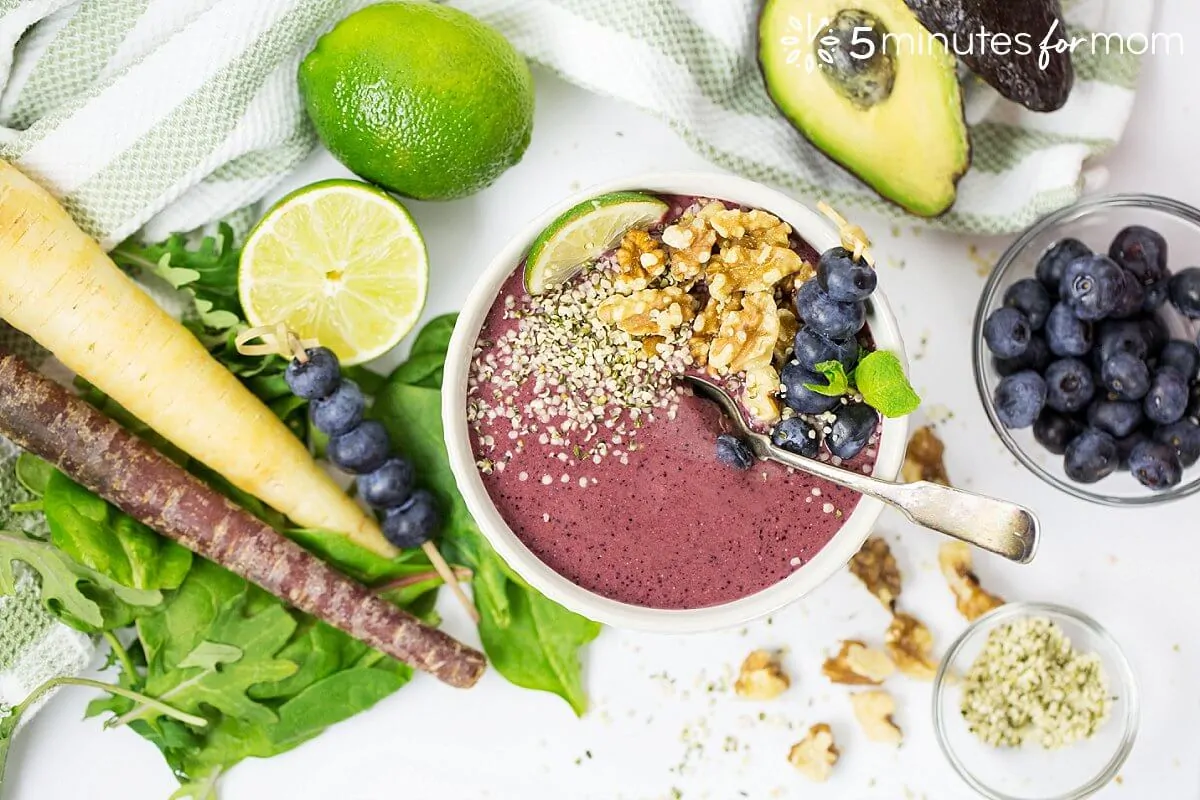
[524,191,670,294]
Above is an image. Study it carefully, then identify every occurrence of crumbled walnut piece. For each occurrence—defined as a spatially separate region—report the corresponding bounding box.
[848,537,901,612]
[688,295,723,366]
[822,640,896,685]
[708,291,780,375]
[743,365,782,425]
[850,690,902,744]
[734,649,790,699]
[641,335,667,359]
[902,426,950,485]
[596,286,695,337]
[885,613,938,681]
[706,240,806,304]
[663,204,719,285]
[613,229,667,292]
[775,308,799,364]
[787,723,839,782]
[939,542,1005,622]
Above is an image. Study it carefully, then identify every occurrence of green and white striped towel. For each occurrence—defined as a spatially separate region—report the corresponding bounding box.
[0,0,1148,722]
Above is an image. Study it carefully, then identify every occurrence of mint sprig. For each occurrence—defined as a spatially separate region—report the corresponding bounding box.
[855,350,921,417]
[803,360,850,397]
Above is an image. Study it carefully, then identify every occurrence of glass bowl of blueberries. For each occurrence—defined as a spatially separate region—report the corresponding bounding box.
[974,194,1200,506]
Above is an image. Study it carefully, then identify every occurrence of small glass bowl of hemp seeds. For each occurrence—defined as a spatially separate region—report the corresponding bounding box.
[932,602,1138,800]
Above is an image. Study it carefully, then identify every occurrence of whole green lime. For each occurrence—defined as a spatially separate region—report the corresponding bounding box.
[299,3,534,201]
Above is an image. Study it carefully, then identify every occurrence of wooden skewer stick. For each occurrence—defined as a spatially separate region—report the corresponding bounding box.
[235,326,480,623]
[817,200,876,267]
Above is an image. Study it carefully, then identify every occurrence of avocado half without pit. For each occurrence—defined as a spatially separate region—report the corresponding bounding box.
[758,0,970,217]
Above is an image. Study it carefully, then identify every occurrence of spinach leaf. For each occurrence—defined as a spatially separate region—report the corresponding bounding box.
[0,530,161,631]
[287,528,433,584]
[43,471,192,592]
[376,360,602,715]
[14,454,53,497]
[410,313,457,358]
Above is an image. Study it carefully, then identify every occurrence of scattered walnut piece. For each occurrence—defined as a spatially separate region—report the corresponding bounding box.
[775,308,799,364]
[822,640,896,686]
[596,286,695,337]
[848,537,901,612]
[613,229,666,292]
[902,426,950,485]
[850,690,902,744]
[663,204,719,285]
[743,365,782,425]
[734,649,790,700]
[688,295,724,366]
[708,291,779,375]
[787,723,839,782]
[938,541,1005,622]
[885,613,938,681]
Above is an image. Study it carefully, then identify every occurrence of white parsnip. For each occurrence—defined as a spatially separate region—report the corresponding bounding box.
[0,159,396,558]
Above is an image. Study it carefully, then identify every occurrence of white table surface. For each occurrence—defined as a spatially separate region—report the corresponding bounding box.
[7,2,1200,798]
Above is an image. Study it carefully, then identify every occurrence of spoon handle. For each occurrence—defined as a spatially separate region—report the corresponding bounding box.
[761,443,1039,564]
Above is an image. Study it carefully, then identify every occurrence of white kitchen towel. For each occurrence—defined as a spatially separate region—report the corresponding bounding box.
[0,0,1152,724]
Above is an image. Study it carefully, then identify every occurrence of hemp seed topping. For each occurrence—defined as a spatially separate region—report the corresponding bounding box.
[961,617,1111,749]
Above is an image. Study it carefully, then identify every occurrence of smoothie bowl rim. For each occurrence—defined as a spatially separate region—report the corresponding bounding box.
[442,172,909,633]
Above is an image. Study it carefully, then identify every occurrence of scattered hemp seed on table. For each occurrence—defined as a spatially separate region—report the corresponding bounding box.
[961,617,1112,749]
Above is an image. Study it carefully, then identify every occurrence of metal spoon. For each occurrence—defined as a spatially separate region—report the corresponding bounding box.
[685,375,1039,564]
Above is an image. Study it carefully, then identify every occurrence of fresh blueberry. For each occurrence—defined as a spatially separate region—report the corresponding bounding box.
[1002,278,1052,330]
[993,370,1047,429]
[1142,279,1171,313]
[1169,267,1200,318]
[1114,431,1147,470]
[1141,316,1169,356]
[1036,238,1091,292]
[995,335,1051,377]
[792,327,859,372]
[826,403,878,460]
[1086,399,1143,438]
[1108,269,1145,319]
[1109,226,1169,286]
[1045,303,1093,357]
[1094,320,1149,364]
[1063,428,1119,483]
[381,489,440,548]
[1033,409,1084,455]
[1189,383,1200,421]
[983,307,1032,359]
[1154,420,1200,468]
[327,419,391,474]
[1100,352,1151,400]
[817,246,877,302]
[309,380,365,436]
[1158,340,1199,380]
[1144,369,1190,425]
[770,417,821,458]
[780,361,841,414]
[794,280,865,340]
[1060,255,1124,320]
[715,433,755,471]
[358,457,415,509]
[285,347,342,400]
[1044,358,1094,413]
[1128,440,1183,490]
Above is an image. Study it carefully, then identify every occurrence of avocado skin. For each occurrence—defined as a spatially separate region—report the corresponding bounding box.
[905,0,1074,112]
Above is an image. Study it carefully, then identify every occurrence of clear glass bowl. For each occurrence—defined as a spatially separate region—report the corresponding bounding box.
[932,602,1139,800]
[974,194,1200,506]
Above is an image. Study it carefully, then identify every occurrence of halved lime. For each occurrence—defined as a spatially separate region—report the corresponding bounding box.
[524,191,670,294]
[239,179,428,365]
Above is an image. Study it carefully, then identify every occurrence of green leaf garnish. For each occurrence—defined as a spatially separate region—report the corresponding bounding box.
[855,350,921,417]
[803,360,850,397]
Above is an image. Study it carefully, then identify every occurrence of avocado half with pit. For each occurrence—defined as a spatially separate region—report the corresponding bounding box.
[759,0,970,217]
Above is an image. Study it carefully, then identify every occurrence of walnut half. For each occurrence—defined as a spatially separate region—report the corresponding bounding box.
[848,537,902,612]
[850,690,903,745]
[822,640,896,686]
[885,613,938,681]
[787,723,839,782]
[902,425,950,485]
[938,541,1005,621]
[734,649,790,700]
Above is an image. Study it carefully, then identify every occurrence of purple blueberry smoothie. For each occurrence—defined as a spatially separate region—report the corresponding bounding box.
[467,195,881,610]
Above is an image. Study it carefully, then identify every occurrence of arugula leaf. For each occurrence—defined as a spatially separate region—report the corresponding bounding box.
[0,530,161,631]
[43,471,192,592]
[111,224,242,332]
[377,341,602,715]
[803,360,851,397]
[855,350,921,417]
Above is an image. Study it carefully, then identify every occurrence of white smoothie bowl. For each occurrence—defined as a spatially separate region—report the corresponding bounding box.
[442,172,909,633]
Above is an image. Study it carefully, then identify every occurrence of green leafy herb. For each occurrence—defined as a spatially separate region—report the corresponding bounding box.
[855,350,921,417]
[14,454,53,497]
[803,360,851,397]
[288,528,434,585]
